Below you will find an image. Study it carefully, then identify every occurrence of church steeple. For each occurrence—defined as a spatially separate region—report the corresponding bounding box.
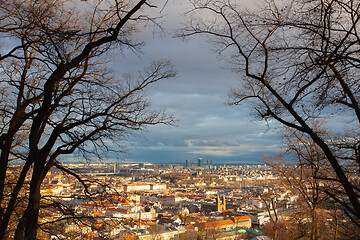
[222,195,226,210]
[216,195,226,211]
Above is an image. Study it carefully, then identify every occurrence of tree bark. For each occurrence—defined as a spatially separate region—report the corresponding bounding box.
[14,154,44,240]
[0,161,32,240]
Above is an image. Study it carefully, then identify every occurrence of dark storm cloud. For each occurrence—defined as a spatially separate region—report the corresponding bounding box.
[107,0,284,163]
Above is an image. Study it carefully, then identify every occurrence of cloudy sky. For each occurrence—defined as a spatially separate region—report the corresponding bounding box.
[110,0,283,165]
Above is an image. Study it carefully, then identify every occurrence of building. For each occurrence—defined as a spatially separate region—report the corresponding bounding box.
[123,183,167,192]
[216,195,226,211]
[202,195,226,212]
[198,219,235,231]
[185,159,190,168]
[124,184,151,192]
[198,158,204,167]
[240,209,276,226]
[161,195,187,206]
[233,215,252,228]
[114,162,121,173]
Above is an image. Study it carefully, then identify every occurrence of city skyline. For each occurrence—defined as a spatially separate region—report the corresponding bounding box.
[1,0,359,238]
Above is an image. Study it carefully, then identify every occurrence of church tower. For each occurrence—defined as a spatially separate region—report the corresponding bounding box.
[216,195,226,211]
[222,195,226,210]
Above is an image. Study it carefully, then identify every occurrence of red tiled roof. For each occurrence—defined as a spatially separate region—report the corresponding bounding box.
[233,216,251,222]
[185,225,195,230]
[199,219,234,229]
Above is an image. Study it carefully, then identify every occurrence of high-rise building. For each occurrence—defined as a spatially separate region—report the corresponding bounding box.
[114,162,120,173]
[198,158,204,167]
[185,159,190,168]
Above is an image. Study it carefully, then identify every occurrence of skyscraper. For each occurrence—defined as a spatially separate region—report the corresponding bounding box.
[185,159,190,168]
[198,158,204,167]
[114,162,120,173]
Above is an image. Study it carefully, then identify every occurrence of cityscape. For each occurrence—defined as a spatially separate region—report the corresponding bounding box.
[7,158,343,240]
[1,0,360,239]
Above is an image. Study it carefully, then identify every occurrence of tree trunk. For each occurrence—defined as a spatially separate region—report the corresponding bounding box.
[0,138,14,212]
[0,161,32,240]
[0,109,28,210]
[0,146,10,221]
[311,208,318,240]
[14,158,43,240]
[14,183,41,240]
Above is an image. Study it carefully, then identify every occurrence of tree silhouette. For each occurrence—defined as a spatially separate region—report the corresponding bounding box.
[0,0,176,239]
[183,0,360,227]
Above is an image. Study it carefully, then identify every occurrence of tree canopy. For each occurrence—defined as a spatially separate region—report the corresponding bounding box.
[0,0,175,239]
[183,0,360,227]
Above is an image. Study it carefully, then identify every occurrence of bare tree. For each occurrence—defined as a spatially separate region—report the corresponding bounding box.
[183,0,360,227]
[264,123,334,239]
[0,0,176,239]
